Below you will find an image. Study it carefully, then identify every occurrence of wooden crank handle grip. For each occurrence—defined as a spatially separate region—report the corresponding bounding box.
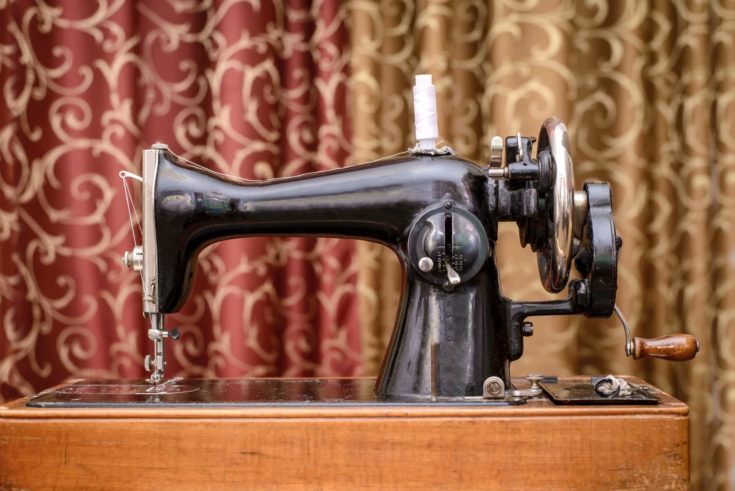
[632,334,700,361]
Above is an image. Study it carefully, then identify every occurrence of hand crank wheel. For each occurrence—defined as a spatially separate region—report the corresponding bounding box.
[536,118,575,293]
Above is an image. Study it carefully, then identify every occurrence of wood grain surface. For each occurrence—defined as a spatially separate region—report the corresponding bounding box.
[633,334,700,361]
[0,377,690,490]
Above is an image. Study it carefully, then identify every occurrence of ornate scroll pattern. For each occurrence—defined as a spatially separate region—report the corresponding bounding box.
[348,1,734,488]
[0,0,361,401]
[1,0,733,487]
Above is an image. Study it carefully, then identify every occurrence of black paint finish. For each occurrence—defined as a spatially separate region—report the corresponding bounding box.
[26,378,523,407]
[150,147,618,402]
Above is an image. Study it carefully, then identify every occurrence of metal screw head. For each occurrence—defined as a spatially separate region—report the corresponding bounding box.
[418,256,434,272]
[122,246,144,272]
[522,321,534,337]
[526,373,543,388]
[443,201,453,209]
[483,376,506,399]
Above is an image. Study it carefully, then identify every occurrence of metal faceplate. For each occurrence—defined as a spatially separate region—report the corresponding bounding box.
[540,378,659,405]
[407,204,490,287]
[142,147,161,314]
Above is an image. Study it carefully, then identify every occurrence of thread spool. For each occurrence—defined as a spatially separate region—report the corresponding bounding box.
[413,74,438,151]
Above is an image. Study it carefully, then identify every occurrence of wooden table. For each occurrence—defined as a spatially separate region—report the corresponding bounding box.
[0,377,689,490]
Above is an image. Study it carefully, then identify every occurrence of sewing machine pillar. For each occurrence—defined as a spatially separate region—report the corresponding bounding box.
[377,270,510,400]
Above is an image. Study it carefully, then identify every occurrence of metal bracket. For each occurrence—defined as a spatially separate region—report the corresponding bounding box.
[483,376,506,399]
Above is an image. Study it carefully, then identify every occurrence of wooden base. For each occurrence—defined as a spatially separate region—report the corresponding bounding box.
[0,377,689,490]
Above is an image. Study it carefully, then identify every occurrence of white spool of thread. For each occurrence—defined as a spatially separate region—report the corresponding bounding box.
[413,74,438,151]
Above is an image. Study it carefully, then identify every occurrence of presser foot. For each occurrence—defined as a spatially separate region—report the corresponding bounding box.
[144,314,180,384]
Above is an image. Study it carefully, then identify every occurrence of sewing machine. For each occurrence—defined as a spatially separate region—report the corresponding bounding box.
[0,77,700,489]
[110,119,697,404]
[99,69,701,405]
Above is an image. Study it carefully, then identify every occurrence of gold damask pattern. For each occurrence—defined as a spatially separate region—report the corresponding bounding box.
[349,1,734,488]
[0,0,361,400]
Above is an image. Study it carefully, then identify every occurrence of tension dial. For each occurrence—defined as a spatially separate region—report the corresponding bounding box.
[408,204,490,288]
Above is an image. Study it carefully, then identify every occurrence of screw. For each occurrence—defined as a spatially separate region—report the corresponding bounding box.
[483,376,505,399]
[418,256,434,272]
[444,201,452,209]
[526,373,544,393]
[522,321,534,336]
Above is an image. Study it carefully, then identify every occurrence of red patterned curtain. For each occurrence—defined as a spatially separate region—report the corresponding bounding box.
[0,0,361,400]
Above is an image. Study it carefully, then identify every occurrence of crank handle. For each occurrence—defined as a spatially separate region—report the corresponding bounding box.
[614,305,699,361]
[631,334,700,361]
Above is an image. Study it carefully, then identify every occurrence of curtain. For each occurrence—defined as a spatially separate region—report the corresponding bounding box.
[0,0,362,400]
[1,0,732,489]
[350,1,734,489]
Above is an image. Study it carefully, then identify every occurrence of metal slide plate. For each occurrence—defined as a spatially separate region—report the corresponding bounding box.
[539,378,659,405]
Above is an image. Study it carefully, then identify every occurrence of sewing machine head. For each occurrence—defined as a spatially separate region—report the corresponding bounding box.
[121,78,698,401]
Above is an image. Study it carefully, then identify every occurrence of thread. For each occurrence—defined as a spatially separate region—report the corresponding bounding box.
[413,74,438,151]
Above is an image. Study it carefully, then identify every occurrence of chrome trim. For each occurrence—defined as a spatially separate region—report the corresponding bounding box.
[486,167,509,179]
[537,118,574,292]
[142,148,160,313]
[147,313,166,383]
[489,135,503,167]
[572,190,588,243]
[482,376,505,399]
[614,305,634,357]
[122,245,144,272]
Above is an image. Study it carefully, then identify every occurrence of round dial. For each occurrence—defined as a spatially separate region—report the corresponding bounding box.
[536,117,575,293]
[408,204,490,288]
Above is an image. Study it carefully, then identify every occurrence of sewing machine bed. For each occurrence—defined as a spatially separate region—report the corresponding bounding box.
[24,376,658,408]
[26,377,522,407]
[0,376,690,490]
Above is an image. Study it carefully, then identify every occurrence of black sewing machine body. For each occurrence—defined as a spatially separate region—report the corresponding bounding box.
[118,117,697,404]
[131,119,627,402]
